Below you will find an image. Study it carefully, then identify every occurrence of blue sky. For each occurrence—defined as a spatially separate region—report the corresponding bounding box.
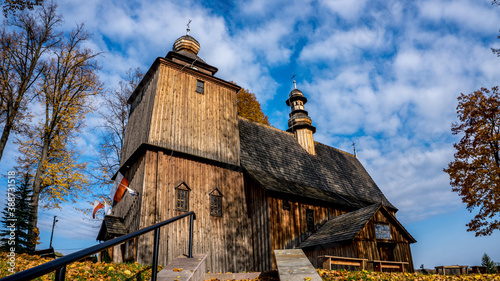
[1,0,500,269]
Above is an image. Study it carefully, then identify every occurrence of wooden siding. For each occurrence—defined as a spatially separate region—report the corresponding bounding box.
[268,196,347,268]
[147,61,240,166]
[354,211,414,272]
[244,175,272,271]
[130,149,254,273]
[294,129,315,155]
[121,67,159,164]
[298,207,414,272]
[303,243,355,268]
[110,153,147,263]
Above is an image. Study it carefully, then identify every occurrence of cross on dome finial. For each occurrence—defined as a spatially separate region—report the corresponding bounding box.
[292,74,297,89]
[187,19,192,35]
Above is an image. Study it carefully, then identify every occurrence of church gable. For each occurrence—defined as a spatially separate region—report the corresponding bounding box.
[355,204,416,244]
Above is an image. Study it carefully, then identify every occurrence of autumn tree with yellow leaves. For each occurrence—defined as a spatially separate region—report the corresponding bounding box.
[236,87,270,125]
[15,22,102,244]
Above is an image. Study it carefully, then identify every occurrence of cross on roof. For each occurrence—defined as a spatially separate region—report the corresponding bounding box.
[187,19,192,35]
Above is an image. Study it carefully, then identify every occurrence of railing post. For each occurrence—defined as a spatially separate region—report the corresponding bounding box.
[54,265,66,281]
[188,213,194,258]
[151,228,160,281]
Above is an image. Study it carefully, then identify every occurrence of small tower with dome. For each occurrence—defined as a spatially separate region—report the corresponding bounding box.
[286,77,316,155]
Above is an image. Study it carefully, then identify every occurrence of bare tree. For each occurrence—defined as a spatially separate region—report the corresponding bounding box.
[0,3,61,161]
[93,68,143,188]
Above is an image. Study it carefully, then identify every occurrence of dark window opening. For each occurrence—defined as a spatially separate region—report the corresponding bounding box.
[377,242,395,261]
[306,209,314,232]
[210,195,222,217]
[283,200,290,211]
[175,182,190,212]
[196,80,204,94]
[209,188,223,217]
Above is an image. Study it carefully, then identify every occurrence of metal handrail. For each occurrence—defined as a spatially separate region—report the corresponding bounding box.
[1,211,196,281]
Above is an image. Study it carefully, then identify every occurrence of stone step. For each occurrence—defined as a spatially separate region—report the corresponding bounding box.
[274,249,322,281]
[155,254,207,281]
[203,272,261,280]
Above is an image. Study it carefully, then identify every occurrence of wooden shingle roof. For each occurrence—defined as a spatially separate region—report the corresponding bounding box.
[238,117,396,210]
[298,203,416,248]
[96,215,127,241]
[298,204,380,248]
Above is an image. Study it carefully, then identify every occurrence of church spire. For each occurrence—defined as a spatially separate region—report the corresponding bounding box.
[286,76,316,155]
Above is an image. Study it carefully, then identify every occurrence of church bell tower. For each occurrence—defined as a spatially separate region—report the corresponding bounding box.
[286,78,316,155]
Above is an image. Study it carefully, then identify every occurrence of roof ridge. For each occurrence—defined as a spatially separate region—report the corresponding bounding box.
[238,116,355,158]
[238,116,294,135]
[314,141,355,158]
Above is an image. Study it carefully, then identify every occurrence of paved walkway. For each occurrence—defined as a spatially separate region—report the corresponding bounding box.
[274,249,322,281]
[203,272,261,280]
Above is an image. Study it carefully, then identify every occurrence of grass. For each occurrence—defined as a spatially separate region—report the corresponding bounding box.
[316,269,500,280]
[0,251,162,280]
[2,251,500,281]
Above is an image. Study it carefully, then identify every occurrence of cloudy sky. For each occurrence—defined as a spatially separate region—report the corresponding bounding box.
[1,0,500,269]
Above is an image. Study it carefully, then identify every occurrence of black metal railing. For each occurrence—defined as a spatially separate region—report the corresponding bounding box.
[1,211,196,281]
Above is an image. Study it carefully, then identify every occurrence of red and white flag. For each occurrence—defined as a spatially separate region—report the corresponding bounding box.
[92,200,104,219]
[110,172,129,204]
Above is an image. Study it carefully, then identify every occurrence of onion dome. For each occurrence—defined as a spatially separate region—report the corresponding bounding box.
[285,81,308,107]
[165,22,218,75]
[286,79,316,134]
[173,35,200,55]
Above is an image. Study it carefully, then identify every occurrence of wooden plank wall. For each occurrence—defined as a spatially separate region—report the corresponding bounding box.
[268,196,347,268]
[136,150,254,273]
[294,129,315,155]
[121,67,159,164]
[147,62,240,166]
[303,243,355,268]
[244,175,272,272]
[354,210,414,272]
[110,153,147,263]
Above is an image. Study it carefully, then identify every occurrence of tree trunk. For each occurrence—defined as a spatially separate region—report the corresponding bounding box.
[0,119,13,162]
[0,95,22,162]
[28,137,50,251]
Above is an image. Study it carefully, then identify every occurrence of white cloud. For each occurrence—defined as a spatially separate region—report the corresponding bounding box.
[299,27,386,62]
[319,0,369,21]
[418,0,500,33]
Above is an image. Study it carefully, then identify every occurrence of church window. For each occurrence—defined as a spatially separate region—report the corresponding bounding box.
[209,188,223,217]
[375,223,391,240]
[196,80,204,94]
[175,182,191,212]
[283,200,290,211]
[306,209,314,232]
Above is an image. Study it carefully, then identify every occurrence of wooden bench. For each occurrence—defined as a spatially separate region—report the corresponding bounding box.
[318,256,368,270]
[369,260,409,272]
[435,265,468,275]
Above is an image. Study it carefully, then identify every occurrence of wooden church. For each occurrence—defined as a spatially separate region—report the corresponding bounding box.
[98,29,416,273]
